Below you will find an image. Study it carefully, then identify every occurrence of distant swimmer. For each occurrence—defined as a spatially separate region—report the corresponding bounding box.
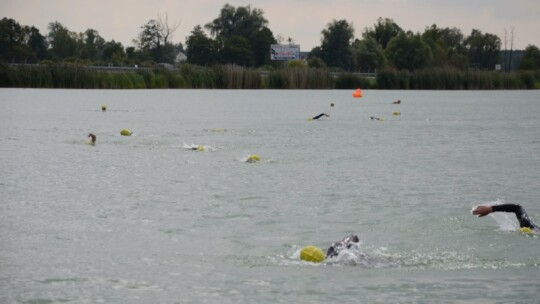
[312,113,329,120]
[370,116,382,121]
[87,133,96,145]
[330,102,335,107]
[472,204,539,234]
[392,99,401,104]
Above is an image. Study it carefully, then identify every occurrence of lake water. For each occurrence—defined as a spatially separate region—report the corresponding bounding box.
[1,88,539,303]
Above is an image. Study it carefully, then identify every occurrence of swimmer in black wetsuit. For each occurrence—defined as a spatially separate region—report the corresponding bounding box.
[472,204,539,233]
[312,113,329,120]
[326,234,360,258]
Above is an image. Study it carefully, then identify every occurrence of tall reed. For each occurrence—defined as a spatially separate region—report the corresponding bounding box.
[377,67,538,90]
[1,63,538,90]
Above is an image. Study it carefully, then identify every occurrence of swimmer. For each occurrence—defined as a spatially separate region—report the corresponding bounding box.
[330,102,335,107]
[392,99,401,104]
[87,133,96,145]
[370,116,382,121]
[472,204,539,234]
[312,113,329,120]
[300,234,360,263]
[326,234,360,258]
[300,234,363,263]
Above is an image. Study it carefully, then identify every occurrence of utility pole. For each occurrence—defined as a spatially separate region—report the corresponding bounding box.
[503,28,508,72]
[509,26,515,71]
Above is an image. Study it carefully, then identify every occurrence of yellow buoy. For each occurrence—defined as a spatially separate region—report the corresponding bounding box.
[197,145,205,151]
[300,246,325,263]
[246,155,260,163]
[393,111,401,116]
[120,129,132,136]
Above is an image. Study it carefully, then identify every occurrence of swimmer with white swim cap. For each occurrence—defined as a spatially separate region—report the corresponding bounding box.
[472,204,539,234]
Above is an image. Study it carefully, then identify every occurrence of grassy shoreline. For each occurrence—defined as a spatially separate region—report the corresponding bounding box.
[1,63,538,90]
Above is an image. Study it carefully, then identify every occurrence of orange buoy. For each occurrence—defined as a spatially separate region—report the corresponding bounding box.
[352,88,363,98]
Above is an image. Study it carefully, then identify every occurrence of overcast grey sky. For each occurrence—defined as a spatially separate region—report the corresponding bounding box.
[2,0,539,50]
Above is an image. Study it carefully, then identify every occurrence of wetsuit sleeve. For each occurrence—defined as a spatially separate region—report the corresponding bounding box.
[491,204,534,228]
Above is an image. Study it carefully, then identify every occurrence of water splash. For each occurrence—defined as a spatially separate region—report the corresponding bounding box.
[278,243,529,270]
[472,199,519,232]
[182,143,211,152]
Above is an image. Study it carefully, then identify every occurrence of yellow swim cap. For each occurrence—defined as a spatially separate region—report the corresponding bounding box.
[246,155,260,163]
[518,227,534,234]
[120,129,132,136]
[300,246,325,263]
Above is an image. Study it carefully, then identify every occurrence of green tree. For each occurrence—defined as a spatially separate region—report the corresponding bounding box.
[102,40,125,64]
[26,26,48,62]
[205,4,275,67]
[250,27,276,66]
[185,25,219,66]
[352,37,385,72]
[421,25,467,68]
[518,44,540,70]
[205,4,267,42]
[319,19,355,70]
[220,35,255,66]
[287,59,307,68]
[464,29,501,69]
[363,17,403,49]
[385,32,432,70]
[134,15,180,63]
[307,56,326,68]
[0,17,35,62]
[135,19,162,61]
[80,29,105,61]
[48,21,78,60]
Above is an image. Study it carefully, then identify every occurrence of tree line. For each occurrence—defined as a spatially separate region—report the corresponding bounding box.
[1,3,540,90]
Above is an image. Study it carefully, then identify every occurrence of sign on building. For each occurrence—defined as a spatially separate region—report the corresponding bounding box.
[270,44,300,60]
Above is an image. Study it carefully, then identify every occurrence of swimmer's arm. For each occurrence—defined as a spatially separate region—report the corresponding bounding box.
[473,204,522,217]
[490,204,522,213]
[491,204,534,228]
[473,204,534,228]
